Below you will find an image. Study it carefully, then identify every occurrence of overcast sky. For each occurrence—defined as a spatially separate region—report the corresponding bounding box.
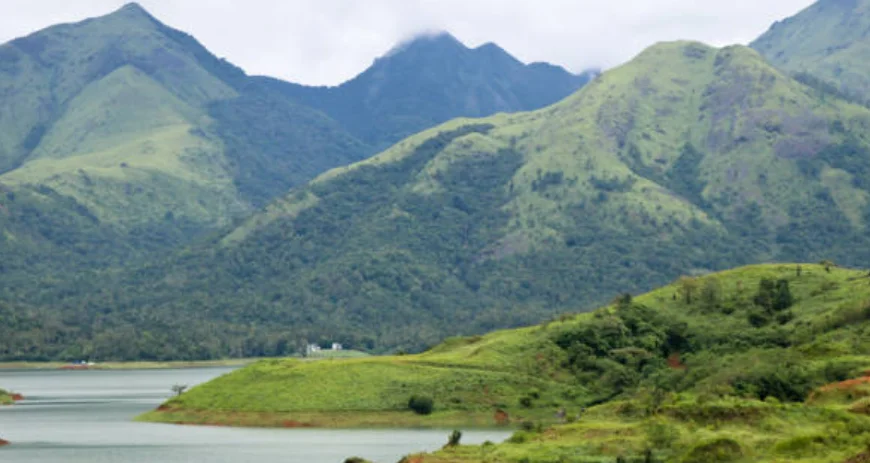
[0,0,816,86]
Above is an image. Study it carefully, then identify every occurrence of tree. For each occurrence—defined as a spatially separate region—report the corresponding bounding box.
[754,279,793,312]
[699,277,722,311]
[408,395,434,415]
[773,280,793,311]
[678,277,699,305]
[171,384,188,396]
[446,430,462,447]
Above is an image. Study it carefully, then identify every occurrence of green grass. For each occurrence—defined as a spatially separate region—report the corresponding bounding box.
[0,389,12,405]
[304,350,371,360]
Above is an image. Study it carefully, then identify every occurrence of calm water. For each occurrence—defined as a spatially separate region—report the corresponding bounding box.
[0,367,509,462]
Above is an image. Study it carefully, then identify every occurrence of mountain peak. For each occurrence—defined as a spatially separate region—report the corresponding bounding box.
[105,2,158,25]
[383,31,467,58]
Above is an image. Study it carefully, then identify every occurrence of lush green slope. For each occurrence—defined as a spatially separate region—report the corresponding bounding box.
[752,0,870,103]
[0,4,593,340]
[145,263,870,462]
[45,40,870,360]
[257,32,594,152]
[0,2,367,280]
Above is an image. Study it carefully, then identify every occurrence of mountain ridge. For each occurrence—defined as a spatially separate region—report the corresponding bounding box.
[752,0,870,102]
[0,3,588,298]
[256,30,595,151]
[17,39,870,360]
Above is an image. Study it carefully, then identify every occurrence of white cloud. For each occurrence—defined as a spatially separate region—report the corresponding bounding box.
[0,0,817,85]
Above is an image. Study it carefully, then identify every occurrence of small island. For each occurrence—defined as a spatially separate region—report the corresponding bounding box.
[0,388,22,406]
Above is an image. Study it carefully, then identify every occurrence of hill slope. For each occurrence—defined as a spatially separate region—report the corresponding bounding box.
[0,2,367,277]
[256,32,594,152]
[752,0,870,102]
[144,263,870,462]
[45,40,870,360]
[0,4,592,308]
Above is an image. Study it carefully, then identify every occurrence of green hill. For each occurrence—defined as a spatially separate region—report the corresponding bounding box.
[46,40,870,360]
[0,2,367,278]
[142,263,870,462]
[752,0,870,103]
[0,3,588,319]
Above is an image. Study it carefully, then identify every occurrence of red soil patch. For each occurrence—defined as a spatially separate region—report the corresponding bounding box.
[494,409,510,425]
[280,420,312,428]
[10,393,23,402]
[845,449,870,463]
[667,353,686,370]
[59,365,90,370]
[818,376,870,393]
[0,438,8,447]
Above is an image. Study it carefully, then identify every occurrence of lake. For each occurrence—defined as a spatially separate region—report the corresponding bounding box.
[0,367,510,462]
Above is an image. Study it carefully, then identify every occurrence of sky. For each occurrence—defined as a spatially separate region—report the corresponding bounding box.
[0,0,817,86]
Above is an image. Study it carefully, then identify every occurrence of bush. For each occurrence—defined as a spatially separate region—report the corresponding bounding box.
[733,363,813,403]
[408,395,434,415]
[446,430,462,447]
[681,437,743,463]
[747,310,770,328]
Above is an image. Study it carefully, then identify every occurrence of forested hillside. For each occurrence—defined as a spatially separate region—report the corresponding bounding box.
[0,2,366,278]
[0,2,589,341]
[15,40,870,360]
[752,0,870,103]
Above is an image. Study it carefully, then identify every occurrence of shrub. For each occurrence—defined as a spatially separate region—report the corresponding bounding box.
[733,363,813,403]
[644,419,680,449]
[747,310,770,328]
[408,395,434,415]
[681,437,743,463]
[446,430,462,447]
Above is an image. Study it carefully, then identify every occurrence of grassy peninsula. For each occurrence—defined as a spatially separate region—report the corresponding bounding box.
[0,389,13,405]
[144,263,870,463]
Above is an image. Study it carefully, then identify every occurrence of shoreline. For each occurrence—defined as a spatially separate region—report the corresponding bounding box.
[0,359,256,371]
[138,408,553,429]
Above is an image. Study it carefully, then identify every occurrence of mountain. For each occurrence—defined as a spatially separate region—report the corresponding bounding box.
[0,4,588,287]
[17,40,870,360]
[257,32,595,152]
[752,0,870,102]
[144,264,870,462]
[0,2,368,279]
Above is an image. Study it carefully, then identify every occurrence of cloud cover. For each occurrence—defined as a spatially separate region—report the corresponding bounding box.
[0,0,816,85]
